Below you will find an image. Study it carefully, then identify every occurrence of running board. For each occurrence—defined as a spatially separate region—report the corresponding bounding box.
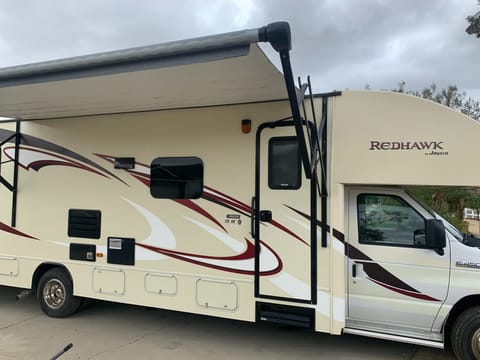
[256,302,315,329]
[343,328,444,349]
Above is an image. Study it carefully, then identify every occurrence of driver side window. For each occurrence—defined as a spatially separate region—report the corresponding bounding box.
[357,194,426,247]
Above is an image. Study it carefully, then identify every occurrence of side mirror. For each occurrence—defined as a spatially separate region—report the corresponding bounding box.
[425,219,446,255]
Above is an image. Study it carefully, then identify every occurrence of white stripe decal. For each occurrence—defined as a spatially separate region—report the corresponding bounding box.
[122,198,176,260]
[269,272,309,299]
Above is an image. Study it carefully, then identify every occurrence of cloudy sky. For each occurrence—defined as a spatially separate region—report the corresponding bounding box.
[0,0,478,98]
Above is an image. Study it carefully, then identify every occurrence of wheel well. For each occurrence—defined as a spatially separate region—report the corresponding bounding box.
[444,295,480,347]
[31,263,73,293]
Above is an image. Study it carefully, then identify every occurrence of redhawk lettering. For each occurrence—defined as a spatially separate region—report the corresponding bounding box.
[369,141,444,151]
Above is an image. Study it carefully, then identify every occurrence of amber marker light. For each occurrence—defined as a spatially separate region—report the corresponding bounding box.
[242,119,251,133]
[96,253,104,258]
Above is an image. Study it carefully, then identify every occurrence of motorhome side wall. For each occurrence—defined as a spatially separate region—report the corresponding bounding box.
[0,100,336,331]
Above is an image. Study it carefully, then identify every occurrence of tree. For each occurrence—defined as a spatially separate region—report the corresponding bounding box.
[408,187,480,233]
[466,11,480,38]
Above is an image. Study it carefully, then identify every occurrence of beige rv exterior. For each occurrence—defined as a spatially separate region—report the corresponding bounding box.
[1,23,480,360]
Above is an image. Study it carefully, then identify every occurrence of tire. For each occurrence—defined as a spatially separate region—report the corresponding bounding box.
[451,306,480,360]
[37,268,81,318]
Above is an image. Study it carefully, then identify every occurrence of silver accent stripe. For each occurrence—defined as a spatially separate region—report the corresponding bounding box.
[343,328,444,349]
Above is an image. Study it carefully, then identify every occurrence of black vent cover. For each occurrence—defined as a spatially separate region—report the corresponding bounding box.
[68,209,101,239]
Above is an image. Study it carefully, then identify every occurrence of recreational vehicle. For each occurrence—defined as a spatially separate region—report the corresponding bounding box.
[1,22,480,360]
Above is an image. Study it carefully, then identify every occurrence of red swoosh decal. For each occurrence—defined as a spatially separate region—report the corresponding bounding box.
[369,278,440,302]
[137,238,282,276]
[4,147,108,178]
[0,221,38,240]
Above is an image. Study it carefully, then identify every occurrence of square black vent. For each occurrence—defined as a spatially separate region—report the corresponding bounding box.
[68,209,101,239]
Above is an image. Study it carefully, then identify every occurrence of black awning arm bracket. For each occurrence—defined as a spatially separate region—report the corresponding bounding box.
[258,22,311,179]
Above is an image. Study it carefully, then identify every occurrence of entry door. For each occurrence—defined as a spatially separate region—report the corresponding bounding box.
[346,188,449,334]
[254,122,315,303]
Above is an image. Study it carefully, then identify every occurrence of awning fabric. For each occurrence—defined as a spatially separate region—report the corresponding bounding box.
[0,28,287,120]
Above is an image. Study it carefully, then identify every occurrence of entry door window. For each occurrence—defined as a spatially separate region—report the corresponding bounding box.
[357,194,426,247]
[268,137,301,190]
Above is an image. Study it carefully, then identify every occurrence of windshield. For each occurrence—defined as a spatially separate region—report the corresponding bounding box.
[406,190,464,241]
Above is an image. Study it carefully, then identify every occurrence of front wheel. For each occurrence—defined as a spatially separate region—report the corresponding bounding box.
[451,306,480,360]
[37,268,81,318]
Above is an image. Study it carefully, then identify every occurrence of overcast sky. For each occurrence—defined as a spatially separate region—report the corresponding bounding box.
[0,0,478,99]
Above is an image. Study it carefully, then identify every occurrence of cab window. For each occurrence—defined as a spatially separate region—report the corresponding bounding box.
[357,194,426,247]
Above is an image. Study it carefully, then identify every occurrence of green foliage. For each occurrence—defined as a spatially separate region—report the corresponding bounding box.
[409,187,480,233]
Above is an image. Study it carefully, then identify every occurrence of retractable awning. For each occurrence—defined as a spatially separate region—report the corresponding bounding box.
[0,22,311,180]
[0,27,288,120]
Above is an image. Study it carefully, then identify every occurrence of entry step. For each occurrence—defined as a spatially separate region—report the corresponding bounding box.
[256,302,315,329]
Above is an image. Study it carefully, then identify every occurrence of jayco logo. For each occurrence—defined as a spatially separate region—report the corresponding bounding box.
[369,141,448,156]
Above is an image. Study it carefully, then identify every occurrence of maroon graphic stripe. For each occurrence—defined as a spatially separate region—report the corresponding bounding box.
[369,278,440,302]
[0,129,126,184]
[4,146,109,178]
[0,221,37,240]
[137,238,282,276]
[203,186,251,213]
[173,199,227,232]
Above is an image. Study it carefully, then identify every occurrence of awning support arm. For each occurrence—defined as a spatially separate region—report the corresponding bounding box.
[258,22,312,179]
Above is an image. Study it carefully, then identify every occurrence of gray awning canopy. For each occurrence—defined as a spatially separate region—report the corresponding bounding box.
[0,27,288,120]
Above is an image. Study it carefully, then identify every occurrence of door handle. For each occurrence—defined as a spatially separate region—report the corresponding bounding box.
[352,263,357,278]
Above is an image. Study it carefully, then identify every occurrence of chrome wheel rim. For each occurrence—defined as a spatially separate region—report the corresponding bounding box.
[43,279,66,309]
[471,328,480,359]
